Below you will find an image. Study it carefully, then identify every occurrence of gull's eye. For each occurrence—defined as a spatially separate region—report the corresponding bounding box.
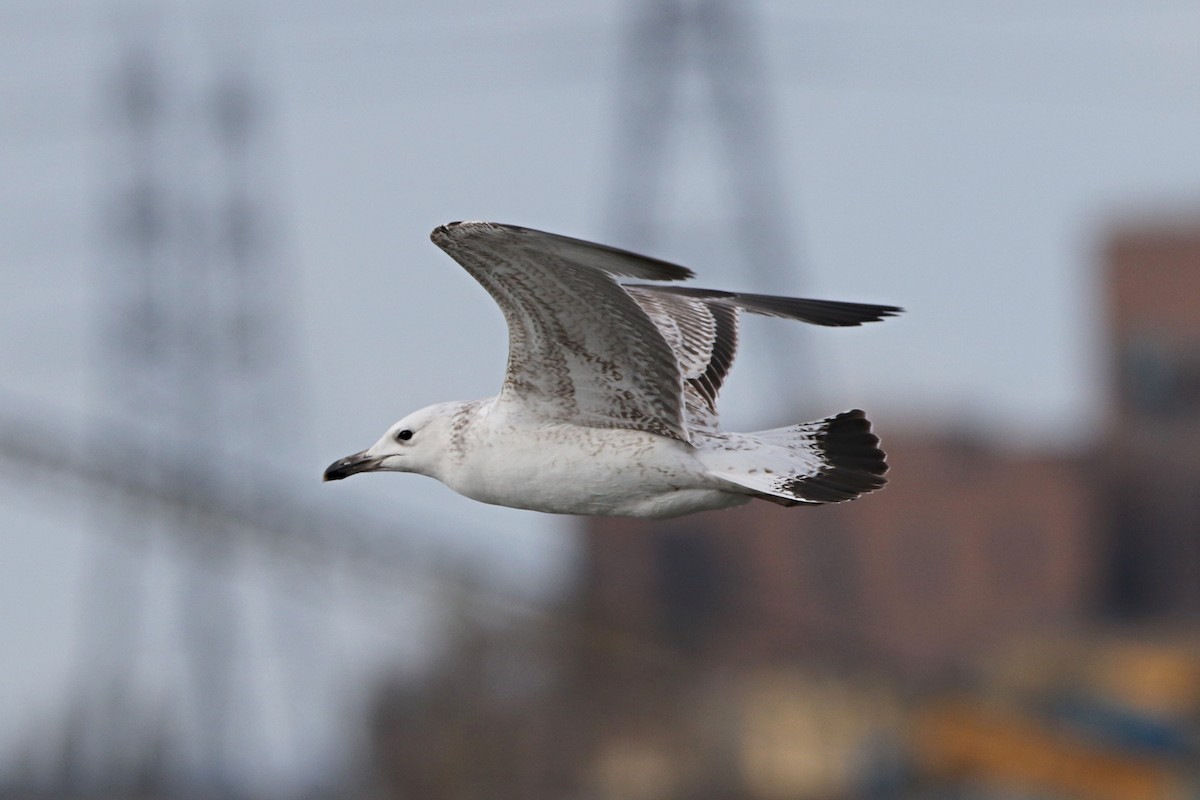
[396,429,414,442]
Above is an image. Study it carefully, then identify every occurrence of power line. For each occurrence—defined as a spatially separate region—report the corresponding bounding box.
[68,26,316,789]
[0,410,475,595]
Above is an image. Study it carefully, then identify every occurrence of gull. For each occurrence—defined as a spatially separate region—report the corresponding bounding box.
[324,222,901,519]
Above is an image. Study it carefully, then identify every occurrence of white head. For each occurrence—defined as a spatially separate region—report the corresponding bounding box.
[323,401,464,483]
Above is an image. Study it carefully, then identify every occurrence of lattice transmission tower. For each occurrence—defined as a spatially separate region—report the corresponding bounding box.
[70,27,309,793]
[607,0,816,419]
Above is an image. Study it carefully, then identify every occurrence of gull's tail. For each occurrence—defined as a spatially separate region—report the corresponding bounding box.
[706,410,888,506]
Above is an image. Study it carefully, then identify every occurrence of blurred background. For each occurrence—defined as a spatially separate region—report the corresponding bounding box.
[4,1,1200,798]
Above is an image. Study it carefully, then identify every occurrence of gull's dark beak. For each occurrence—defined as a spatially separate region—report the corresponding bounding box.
[323,450,384,482]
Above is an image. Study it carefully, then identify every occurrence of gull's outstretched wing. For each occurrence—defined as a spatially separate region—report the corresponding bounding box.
[431,222,694,441]
[625,285,903,432]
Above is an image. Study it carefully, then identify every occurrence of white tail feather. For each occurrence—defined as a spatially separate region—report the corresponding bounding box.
[704,410,888,506]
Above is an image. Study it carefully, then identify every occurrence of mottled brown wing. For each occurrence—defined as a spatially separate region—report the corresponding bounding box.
[623,285,903,431]
[430,222,694,441]
[623,286,739,433]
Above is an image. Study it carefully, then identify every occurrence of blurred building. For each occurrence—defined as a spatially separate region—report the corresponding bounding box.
[912,628,1200,800]
[558,436,1096,797]
[1100,222,1200,618]
[579,434,1096,683]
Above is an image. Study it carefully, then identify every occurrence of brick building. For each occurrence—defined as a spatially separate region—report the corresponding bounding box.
[1100,221,1200,617]
[580,432,1096,681]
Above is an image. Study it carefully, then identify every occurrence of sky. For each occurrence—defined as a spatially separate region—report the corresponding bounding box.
[3,0,1200,793]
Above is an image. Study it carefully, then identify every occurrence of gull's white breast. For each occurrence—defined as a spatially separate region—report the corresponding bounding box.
[441,414,749,519]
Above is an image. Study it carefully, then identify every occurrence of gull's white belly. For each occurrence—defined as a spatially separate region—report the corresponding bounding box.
[443,423,749,519]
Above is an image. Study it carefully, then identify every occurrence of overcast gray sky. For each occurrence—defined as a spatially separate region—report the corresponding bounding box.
[3,0,1200,791]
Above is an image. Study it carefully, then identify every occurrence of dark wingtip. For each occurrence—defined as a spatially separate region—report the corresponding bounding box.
[740,297,904,326]
[871,304,905,322]
[620,286,903,326]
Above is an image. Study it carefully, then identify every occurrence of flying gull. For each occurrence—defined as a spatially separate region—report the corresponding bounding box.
[324,222,901,518]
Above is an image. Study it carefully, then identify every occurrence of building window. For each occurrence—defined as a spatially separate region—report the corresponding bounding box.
[652,527,726,651]
[1121,334,1200,420]
[898,523,953,605]
[989,517,1047,604]
[802,517,859,614]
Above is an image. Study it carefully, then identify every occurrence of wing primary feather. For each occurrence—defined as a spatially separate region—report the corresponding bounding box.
[434,222,694,282]
[623,284,903,327]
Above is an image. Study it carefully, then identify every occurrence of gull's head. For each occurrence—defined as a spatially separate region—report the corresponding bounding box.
[323,402,459,482]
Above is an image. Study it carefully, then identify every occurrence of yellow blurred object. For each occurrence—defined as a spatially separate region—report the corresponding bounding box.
[739,669,901,800]
[1082,638,1200,718]
[591,738,683,800]
[913,699,1187,800]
